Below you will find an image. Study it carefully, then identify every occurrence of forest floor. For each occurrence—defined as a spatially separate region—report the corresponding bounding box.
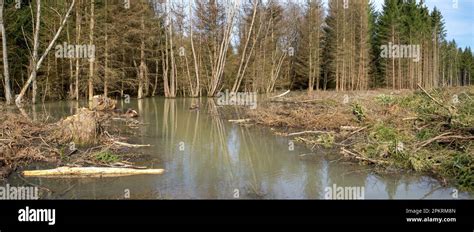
[237,87,473,191]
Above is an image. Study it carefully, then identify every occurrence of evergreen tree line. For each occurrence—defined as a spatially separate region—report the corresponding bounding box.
[0,0,472,105]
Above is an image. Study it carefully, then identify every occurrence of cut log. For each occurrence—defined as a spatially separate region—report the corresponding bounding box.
[22,166,165,178]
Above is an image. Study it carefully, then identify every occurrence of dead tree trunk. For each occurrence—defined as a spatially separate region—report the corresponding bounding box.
[15,0,76,106]
[74,0,81,100]
[189,1,200,97]
[231,1,258,94]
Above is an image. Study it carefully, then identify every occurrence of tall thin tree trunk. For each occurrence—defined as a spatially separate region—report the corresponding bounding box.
[207,1,236,96]
[0,0,12,105]
[189,1,199,97]
[88,0,94,101]
[42,55,51,102]
[231,1,258,93]
[103,0,108,97]
[152,59,158,96]
[74,0,81,100]
[162,28,170,97]
[67,22,74,99]
[138,16,145,99]
[31,0,41,105]
[168,15,176,97]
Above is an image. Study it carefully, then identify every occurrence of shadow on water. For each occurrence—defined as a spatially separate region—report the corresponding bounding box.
[5,97,472,199]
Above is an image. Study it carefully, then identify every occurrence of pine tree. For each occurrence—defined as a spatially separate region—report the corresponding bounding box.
[294,0,323,92]
[324,0,370,91]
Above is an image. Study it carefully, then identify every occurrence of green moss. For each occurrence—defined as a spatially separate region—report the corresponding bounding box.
[359,143,389,159]
[94,150,119,163]
[409,151,434,172]
[370,123,399,142]
[317,133,335,149]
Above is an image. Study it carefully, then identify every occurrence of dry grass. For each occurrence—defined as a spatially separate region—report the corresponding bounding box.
[250,89,413,131]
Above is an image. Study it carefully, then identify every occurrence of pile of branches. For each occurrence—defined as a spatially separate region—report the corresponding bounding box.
[0,114,60,178]
[0,106,146,179]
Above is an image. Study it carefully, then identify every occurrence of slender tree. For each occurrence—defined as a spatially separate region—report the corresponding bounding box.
[0,0,12,105]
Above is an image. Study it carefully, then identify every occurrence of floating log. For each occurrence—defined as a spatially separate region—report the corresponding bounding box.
[22,166,165,178]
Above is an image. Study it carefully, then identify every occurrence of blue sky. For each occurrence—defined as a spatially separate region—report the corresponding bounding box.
[322,0,474,49]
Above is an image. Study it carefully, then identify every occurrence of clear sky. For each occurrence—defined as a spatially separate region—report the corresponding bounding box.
[321,0,474,49]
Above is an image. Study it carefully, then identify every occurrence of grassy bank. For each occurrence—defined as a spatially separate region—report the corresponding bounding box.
[244,87,473,191]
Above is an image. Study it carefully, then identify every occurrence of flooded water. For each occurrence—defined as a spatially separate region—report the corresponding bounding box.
[6,97,472,199]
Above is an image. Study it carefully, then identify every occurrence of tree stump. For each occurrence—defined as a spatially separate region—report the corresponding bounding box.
[56,108,99,145]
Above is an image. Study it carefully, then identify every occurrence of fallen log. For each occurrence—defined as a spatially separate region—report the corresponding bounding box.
[22,166,165,178]
[112,141,151,148]
[270,90,290,98]
[228,119,252,123]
